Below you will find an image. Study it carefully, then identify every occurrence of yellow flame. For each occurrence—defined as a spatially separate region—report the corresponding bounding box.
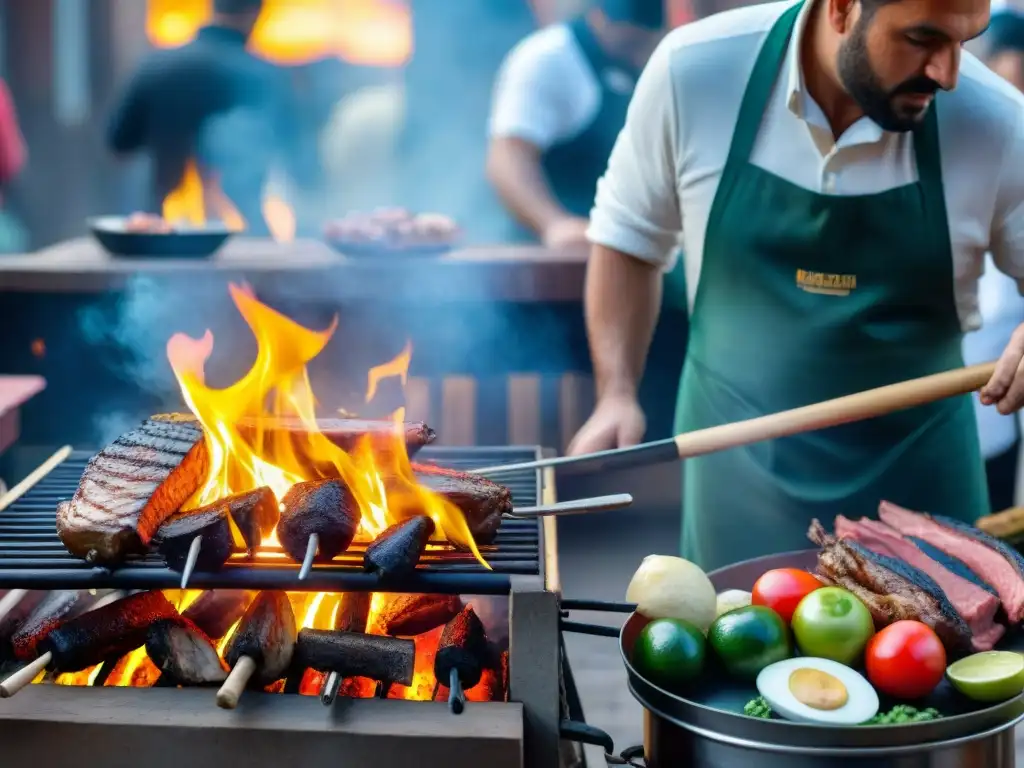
[263,195,296,243]
[366,342,412,404]
[166,283,488,566]
[162,161,205,226]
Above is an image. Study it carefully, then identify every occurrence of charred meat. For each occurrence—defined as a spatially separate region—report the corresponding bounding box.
[879,501,1024,622]
[236,417,436,457]
[809,521,973,653]
[223,487,278,557]
[906,537,998,596]
[835,516,1004,651]
[334,593,372,634]
[278,479,359,564]
[146,618,228,685]
[364,516,435,580]
[11,591,98,661]
[0,592,47,657]
[42,591,180,673]
[411,464,512,544]
[224,591,296,687]
[182,591,254,640]
[378,594,462,636]
[155,504,233,574]
[435,606,489,690]
[57,417,207,565]
[296,629,414,685]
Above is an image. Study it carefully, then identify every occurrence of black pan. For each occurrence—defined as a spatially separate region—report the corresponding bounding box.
[88,216,233,259]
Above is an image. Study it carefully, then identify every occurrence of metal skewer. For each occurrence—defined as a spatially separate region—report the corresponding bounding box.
[298,534,319,581]
[503,493,633,519]
[179,536,202,590]
[469,361,999,477]
[320,671,342,706]
[448,666,465,714]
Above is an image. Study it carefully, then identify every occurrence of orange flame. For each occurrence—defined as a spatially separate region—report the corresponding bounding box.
[162,160,246,232]
[263,195,296,243]
[366,341,412,404]
[166,283,488,565]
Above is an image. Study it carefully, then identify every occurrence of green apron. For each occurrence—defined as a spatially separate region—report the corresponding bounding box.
[676,2,989,571]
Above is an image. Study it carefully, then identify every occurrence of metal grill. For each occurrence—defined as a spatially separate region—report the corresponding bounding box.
[0,446,545,594]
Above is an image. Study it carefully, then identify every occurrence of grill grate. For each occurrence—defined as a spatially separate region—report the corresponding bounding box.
[0,446,545,594]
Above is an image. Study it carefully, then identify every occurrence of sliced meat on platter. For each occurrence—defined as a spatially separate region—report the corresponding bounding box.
[808,521,973,653]
[57,417,207,566]
[834,516,1004,651]
[878,501,1024,623]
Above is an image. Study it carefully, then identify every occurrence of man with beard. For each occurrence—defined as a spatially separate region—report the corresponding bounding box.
[568,0,1024,570]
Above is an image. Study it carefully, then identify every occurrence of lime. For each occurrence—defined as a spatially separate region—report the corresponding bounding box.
[946,651,1024,703]
[632,618,706,691]
[708,605,791,680]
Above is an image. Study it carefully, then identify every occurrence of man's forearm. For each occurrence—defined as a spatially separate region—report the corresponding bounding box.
[486,137,570,236]
[586,245,662,400]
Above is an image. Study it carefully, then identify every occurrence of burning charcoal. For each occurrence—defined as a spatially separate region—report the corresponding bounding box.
[278,479,359,564]
[378,594,462,636]
[296,629,414,686]
[435,606,489,705]
[41,591,180,673]
[156,506,234,574]
[364,516,435,580]
[11,591,98,662]
[226,487,278,557]
[411,464,512,545]
[182,591,254,640]
[223,591,296,689]
[335,592,372,634]
[146,618,228,686]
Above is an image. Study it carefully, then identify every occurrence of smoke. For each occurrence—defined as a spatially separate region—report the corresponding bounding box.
[466,595,510,649]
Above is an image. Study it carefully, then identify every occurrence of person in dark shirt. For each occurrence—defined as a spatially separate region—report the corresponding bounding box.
[106,0,294,233]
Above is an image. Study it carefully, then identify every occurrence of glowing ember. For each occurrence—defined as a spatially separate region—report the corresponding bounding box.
[166,283,487,565]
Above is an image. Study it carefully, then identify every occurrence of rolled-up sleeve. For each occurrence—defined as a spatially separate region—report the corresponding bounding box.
[991,102,1024,293]
[587,38,682,269]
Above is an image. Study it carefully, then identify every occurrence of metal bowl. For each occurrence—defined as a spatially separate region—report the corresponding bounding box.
[620,549,1024,755]
[88,216,232,259]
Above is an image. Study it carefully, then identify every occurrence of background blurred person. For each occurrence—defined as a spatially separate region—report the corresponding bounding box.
[0,77,27,253]
[486,0,667,246]
[105,0,297,233]
[964,6,1024,512]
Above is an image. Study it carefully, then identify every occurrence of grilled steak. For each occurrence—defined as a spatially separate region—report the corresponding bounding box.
[835,517,1004,650]
[906,537,998,596]
[411,464,512,545]
[809,521,973,653]
[57,418,207,565]
[878,501,1024,623]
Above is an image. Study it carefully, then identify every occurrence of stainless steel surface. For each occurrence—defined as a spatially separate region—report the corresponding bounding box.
[621,549,1024,766]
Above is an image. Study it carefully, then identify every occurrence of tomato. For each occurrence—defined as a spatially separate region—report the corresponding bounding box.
[865,621,946,700]
[751,569,823,623]
[791,587,875,665]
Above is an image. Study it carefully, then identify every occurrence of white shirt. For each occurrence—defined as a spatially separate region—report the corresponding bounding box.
[488,24,602,150]
[587,0,1024,331]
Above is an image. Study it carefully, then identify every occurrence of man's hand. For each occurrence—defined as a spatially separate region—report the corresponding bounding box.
[980,323,1024,414]
[542,216,590,248]
[567,394,646,455]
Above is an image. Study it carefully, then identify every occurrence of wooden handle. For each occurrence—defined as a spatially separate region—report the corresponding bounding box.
[0,652,52,698]
[673,362,997,459]
[216,655,256,710]
[0,589,28,625]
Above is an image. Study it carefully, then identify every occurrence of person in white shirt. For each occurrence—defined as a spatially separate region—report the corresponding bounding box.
[964,8,1024,513]
[567,0,1024,569]
[486,0,666,246]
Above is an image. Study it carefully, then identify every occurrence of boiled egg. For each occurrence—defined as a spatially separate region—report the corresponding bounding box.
[756,657,879,725]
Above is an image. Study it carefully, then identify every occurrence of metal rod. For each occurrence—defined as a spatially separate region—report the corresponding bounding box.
[504,493,633,519]
[560,620,621,638]
[180,536,202,590]
[298,534,318,581]
[448,666,465,715]
[470,362,998,477]
[560,599,637,614]
[320,671,342,706]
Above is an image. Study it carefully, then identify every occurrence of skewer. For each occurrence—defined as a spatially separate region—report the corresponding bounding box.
[216,655,256,709]
[448,666,465,714]
[0,590,28,625]
[468,361,999,477]
[298,534,319,581]
[320,671,342,706]
[0,652,51,698]
[504,494,633,519]
[180,536,202,590]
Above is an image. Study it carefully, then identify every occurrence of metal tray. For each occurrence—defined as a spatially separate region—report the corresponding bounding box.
[323,237,457,259]
[88,216,232,259]
[620,549,1024,752]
